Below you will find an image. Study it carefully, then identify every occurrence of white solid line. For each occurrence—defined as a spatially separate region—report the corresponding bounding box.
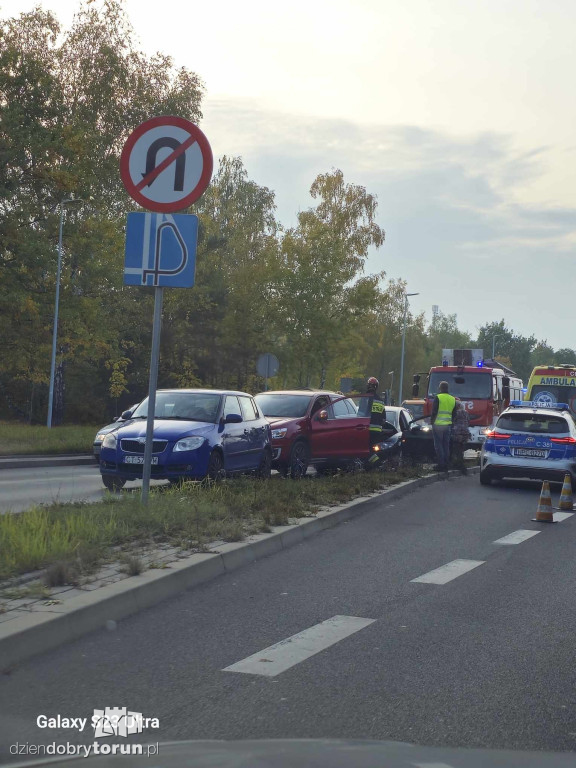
[554,512,574,522]
[494,530,540,545]
[411,559,485,585]
[222,615,376,677]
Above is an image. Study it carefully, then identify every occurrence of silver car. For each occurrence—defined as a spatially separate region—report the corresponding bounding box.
[480,401,576,485]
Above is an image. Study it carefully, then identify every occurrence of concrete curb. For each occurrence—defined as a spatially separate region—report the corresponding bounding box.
[0,455,95,470]
[0,467,479,669]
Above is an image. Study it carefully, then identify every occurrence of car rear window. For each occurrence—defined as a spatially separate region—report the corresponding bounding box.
[496,412,570,434]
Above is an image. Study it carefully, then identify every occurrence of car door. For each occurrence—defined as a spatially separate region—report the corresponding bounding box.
[330,396,371,458]
[309,395,338,459]
[221,395,247,471]
[239,396,268,469]
[310,396,370,460]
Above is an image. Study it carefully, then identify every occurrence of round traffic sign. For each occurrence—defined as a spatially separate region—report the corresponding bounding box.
[257,353,280,378]
[120,116,213,212]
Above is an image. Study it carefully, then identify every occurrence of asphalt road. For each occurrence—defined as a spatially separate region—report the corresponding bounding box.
[0,465,167,513]
[2,474,576,761]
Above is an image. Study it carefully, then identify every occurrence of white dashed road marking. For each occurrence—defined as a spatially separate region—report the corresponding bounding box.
[553,512,574,522]
[411,559,485,585]
[222,615,376,677]
[494,530,540,545]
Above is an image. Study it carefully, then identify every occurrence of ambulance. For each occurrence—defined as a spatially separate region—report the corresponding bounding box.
[524,365,576,420]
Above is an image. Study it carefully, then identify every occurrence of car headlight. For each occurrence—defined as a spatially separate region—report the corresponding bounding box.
[95,433,106,443]
[271,428,288,440]
[102,433,117,449]
[174,436,205,452]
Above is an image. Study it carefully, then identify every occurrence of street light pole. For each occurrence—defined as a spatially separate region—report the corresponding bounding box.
[398,292,419,405]
[388,370,394,405]
[47,197,81,428]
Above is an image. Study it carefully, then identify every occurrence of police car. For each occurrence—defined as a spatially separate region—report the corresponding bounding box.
[479,401,576,486]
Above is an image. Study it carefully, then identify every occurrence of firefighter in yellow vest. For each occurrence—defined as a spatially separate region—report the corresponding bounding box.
[431,380,456,472]
[363,376,386,464]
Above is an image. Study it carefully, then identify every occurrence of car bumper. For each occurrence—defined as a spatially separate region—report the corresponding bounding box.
[480,451,576,483]
[100,446,211,480]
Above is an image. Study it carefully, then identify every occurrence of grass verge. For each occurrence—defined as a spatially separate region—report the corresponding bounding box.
[0,467,427,583]
[0,422,98,456]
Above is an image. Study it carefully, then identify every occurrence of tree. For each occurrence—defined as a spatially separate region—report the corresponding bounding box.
[272,170,386,388]
[0,0,204,421]
[475,322,537,382]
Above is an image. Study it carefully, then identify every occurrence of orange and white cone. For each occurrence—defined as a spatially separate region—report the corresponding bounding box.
[532,480,557,523]
[554,473,574,511]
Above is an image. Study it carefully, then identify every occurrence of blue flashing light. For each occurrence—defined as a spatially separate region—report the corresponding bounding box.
[476,360,484,367]
[522,388,528,393]
[510,400,569,410]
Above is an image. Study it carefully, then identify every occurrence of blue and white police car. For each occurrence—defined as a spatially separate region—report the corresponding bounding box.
[479,401,576,486]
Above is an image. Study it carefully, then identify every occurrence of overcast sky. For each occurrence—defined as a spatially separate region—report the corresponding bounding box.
[4,0,576,351]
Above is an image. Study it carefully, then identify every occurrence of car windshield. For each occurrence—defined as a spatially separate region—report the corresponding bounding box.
[496,412,570,434]
[428,372,491,399]
[255,394,313,418]
[131,392,222,423]
[404,402,424,419]
[386,410,400,428]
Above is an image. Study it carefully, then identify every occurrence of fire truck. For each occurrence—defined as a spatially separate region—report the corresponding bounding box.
[411,349,524,447]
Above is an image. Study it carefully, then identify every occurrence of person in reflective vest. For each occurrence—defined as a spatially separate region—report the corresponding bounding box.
[431,380,456,472]
[363,376,386,463]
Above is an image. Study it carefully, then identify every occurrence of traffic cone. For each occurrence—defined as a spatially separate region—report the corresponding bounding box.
[554,473,575,511]
[532,481,557,523]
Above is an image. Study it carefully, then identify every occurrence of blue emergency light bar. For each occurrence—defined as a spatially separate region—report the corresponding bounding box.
[476,360,483,367]
[510,400,569,410]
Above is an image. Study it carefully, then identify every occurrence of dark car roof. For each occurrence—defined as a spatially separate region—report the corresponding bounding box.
[255,390,339,397]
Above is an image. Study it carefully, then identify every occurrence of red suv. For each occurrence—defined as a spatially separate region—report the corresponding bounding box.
[254,389,371,477]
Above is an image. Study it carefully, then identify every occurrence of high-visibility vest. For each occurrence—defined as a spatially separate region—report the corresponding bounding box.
[435,393,456,426]
[369,398,385,431]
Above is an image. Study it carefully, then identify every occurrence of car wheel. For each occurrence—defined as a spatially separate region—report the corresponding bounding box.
[479,471,492,486]
[102,475,125,492]
[207,450,225,481]
[256,448,272,480]
[289,441,310,479]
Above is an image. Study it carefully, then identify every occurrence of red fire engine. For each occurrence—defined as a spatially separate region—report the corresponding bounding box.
[412,350,523,447]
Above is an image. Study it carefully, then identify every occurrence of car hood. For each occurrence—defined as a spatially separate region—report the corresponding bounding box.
[113,420,216,441]
[265,417,300,427]
[96,419,135,436]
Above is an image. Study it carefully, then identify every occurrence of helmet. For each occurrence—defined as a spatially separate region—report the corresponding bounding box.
[367,377,379,392]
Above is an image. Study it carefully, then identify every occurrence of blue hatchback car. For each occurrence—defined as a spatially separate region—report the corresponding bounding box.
[99,389,272,490]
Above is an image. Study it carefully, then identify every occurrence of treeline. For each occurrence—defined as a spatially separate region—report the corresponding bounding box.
[1,2,573,424]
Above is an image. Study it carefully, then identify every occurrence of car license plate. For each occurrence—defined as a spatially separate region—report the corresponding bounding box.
[124,456,159,464]
[513,448,547,459]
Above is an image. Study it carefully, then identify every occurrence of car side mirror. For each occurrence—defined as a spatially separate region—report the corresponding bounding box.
[120,410,133,420]
[410,423,421,432]
[225,413,243,424]
[316,409,329,422]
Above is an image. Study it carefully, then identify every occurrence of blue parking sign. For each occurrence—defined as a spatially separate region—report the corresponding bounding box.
[124,212,198,287]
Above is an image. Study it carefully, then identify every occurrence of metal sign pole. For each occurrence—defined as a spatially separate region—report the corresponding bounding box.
[141,286,164,504]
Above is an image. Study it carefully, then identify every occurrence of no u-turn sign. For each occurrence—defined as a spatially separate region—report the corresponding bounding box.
[120,116,213,212]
